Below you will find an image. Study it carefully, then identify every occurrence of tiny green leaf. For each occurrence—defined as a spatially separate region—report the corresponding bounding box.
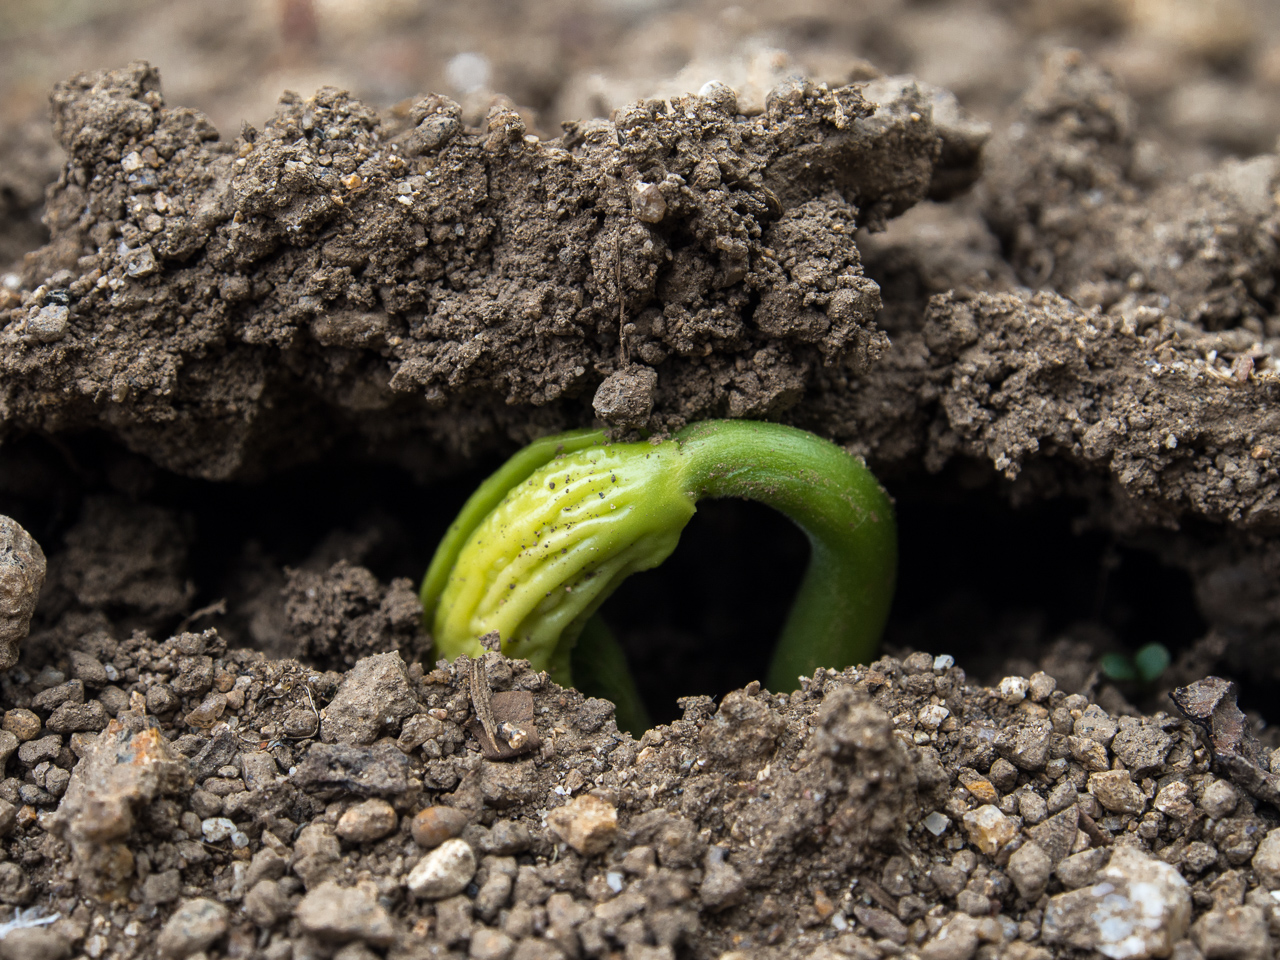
[1099,652,1138,683]
[1134,642,1171,685]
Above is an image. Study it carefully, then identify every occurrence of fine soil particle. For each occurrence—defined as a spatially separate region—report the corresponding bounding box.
[3,624,1280,960]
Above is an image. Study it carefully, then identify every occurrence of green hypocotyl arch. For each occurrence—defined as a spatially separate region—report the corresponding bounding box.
[420,420,896,729]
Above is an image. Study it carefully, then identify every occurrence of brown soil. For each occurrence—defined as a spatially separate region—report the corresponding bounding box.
[4,1,1280,958]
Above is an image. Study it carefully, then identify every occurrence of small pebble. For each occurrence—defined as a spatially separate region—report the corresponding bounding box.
[998,676,1028,704]
[546,794,618,856]
[1200,779,1239,820]
[296,880,396,946]
[961,805,1018,855]
[201,818,237,843]
[337,798,399,843]
[411,806,469,849]
[923,812,950,836]
[406,838,477,900]
[1028,671,1056,702]
[155,898,229,959]
[0,927,72,960]
[2,709,41,742]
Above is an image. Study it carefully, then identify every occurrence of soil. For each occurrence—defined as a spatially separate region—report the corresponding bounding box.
[4,1,1280,958]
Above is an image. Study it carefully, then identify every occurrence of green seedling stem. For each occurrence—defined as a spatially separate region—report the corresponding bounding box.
[420,420,896,717]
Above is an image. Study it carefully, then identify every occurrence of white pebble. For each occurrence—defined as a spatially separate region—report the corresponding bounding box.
[923,812,950,836]
[917,704,950,730]
[201,817,237,842]
[933,654,955,672]
[406,838,477,900]
[999,676,1029,704]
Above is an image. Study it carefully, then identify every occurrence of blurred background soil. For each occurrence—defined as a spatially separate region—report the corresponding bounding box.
[4,0,1280,276]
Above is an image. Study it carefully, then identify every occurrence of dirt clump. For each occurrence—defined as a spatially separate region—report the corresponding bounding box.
[0,62,961,482]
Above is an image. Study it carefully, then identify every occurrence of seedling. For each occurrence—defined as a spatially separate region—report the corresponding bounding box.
[420,420,896,728]
[1100,642,1171,687]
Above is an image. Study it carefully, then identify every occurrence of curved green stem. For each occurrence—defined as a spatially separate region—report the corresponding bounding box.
[421,420,896,721]
[672,421,896,691]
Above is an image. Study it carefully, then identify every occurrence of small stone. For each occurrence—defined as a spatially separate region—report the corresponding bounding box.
[998,676,1028,704]
[155,898,229,959]
[46,700,108,733]
[1028,805,1079,865]
[411,806,470,848]
[632,182,666,223]
[1018,791,1048,825]
[475,871,514,921]
[25,305,69,343]
[0,516,46,672]
[337,798,398,843]
[320,652,419,745]
[1155,781,1196,820]
[296,880,396,946]
[1111,718,1175,778]
[918,704,950,729]
[67,652,108,688]
[988,758,1018,793]
[1201,779,1240,820]
[201,817,236,843]
[0,927,72,960]
[2,710,41,742]
[852,905,908,944]
[1089,770,1146,814]
[1074,704,1118,745]
[1007,841,1053,901]
[17,735,60,766]
[146,684,180,715]
[961,804,1017,855]
[700,855,745,911]
[293,741,410,798]
[183,692,227,729]
[1043,846,1190,959]
[0,799,16,837]
[122,245,158,278]
[469,928,515,960]
[244,879,289,928]
[484,820,532,855]
[921,915,980,960]
[546,794,618,856]
[1191,904,1270,960]
[959,772,998,804]
[997,719,1052,771]
[1250,827,1280,887]
[592,365,657,429]
[406,838,477,900]
[1183,841,1220,874]
[1056,848,1109,889]
[1069,735,1110,772]
[143,870,182,905]
[1028,672,1056,702]
[924,812,951,836]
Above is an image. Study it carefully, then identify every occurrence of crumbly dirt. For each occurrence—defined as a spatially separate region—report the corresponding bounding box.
[4,1,1280,957]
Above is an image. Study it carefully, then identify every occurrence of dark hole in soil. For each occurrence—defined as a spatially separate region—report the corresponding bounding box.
[0,433,1208,725]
